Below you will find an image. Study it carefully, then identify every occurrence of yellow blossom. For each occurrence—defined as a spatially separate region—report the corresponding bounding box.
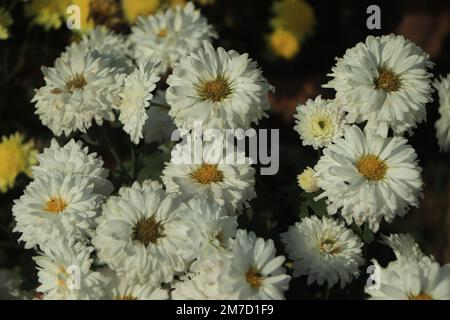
[24,0,70,30]
[0,7,12,40]
[0,133,37,193]
[269,28,299,60]
[122,0,160,24]
[297,167,319,193]
[271,0,315,41]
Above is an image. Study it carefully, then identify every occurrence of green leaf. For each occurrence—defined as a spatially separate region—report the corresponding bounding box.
[362,224,375,243]
[299,191,328,218]
[137,152,170,182]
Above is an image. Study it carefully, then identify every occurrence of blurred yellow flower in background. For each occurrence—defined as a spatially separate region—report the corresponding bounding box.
[168,0,187,8]
[71,0,95,32]
[194,0,215,5]
[0,133,37,193]
[268,0,315,60]
[269,28,299,60]
[122,0,160,24]
[0,7,13,40]
[24,0,69,30]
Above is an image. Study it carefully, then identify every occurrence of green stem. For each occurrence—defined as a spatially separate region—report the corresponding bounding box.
[101,125,132,181]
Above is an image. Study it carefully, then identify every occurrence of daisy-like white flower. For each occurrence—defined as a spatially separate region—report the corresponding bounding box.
[434,74,450,152]
[224,229,290,300]
[32,139,113,196]
[33,236,107,300]
[324,34,434,137]
[13,173,102,249]
[143,90,177,144]
[116,62,160,144]
[382,233,424,260]
[129,2,216,75]
[297,167,319,193]
[162,139,256,214]
[184,197,238,258]
[92,180,192,285]
[366,256,450,300]
[281,216,363,289]
[315,125,423,232]
[166,41,272,130]
[32,42,126,136]
[102,269,168,300]
[172,251,236,300]
[293,96,347,149]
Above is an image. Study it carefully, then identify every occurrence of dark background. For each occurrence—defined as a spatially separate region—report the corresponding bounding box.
[1,0,449,299]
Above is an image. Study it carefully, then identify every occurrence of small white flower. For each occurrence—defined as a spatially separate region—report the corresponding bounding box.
[33,237,107,300]
[297,167,319,193]
[294,96,347,149]
[166,41,272,130]
[32,139,113,196]
[130,2,216,75]
[382,233,424,260]
[324,34,434,137]
[281,216,364,289]
[315,125,423,232]
[116,62,160,144]
[79,27,130,61]
[32,42,126,136]
[102,269,168,300]
[13,173,102,249]
[162,139,256,214]
[92,180,192,285]
[434,74,450,151]
[224,230,290,300]
[366,257,450,300]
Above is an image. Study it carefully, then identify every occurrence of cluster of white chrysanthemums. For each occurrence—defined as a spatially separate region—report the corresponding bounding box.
[288,34,450,298]
[8,3,293,300]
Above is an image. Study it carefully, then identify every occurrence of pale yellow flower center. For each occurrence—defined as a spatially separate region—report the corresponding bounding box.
[132,217,165,246]
[375,67,401,92]
[408,293,433,300]
[191,164,224,184]
[356,154,388,181]
[308,114,334,139]
[157,28,167,37]
[45,197,68,214]
[115,294,138,300]
[66,73,87,91]
[246,267,264,288]
[198,77,231,102]
[319,238,341,255]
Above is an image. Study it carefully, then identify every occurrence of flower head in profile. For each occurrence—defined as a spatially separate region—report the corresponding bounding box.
[324,34,434,137]
[434,74,450,152]
[281,216,364,289]
[297,167,319,193]
[315,125,423,231]
[0,133,37,193]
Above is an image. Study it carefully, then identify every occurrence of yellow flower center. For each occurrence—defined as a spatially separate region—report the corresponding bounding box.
[246,267,264,288]
[269,28,300,60]
[157,28,167,37]
[356,154,388,181]
[66,74,87,91]
[375,67,401,92]
[115,294,138,300]
[191,164,224,184]
[198,77,231,102]
[45,197,68,214]
[319,238,341,255]
[408,293,433,300]
[132,217,165,246]
[57,266,69,287]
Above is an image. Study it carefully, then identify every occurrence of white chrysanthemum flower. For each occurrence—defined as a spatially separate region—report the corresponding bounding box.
[293,96,347,149]
[13,174,102,249]
[315,125,423,231]
[224,230,290,300]
[184,197,237,258]
[281,216,364,289]
[162,139,256,214]
[143,90,177,144]
[32,42,126,136]
[92,180,192,285]
[32,139,113,196]
[33,237,107,300]
[172,251,236,300]
[434,74,450,151]
[382,233,424,260]
[166,41,272,130]
[324,34,434,137]
[0,268,29,300]
[130,2,216,75]
[116,63,160,144]
[102,269,168,300]
[366,257,450,300]
[297,167,319,193]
